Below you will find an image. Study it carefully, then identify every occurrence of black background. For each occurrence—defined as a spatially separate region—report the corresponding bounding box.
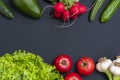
[0,0,120,80]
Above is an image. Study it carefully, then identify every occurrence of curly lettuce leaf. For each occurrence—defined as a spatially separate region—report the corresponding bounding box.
[0,50,63,80]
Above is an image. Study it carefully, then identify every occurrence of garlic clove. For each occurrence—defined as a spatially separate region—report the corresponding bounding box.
[113,58,120,63]
[109,66,120,76]
[96,63,104,72]
[101,60,112,71]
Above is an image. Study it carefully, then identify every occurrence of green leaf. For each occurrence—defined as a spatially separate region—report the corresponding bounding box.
[0,50,63,80]
[49,0,57,4]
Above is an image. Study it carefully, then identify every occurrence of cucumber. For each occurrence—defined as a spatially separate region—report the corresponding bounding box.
[12,0,42,18]
[100,0,120,22]
[0,0,14,19]
[89,0,105,22]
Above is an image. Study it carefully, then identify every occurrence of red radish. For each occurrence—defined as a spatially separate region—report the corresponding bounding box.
[70,14,78,19]
[54,2,65,13]
[64,72,82,80]
[74,2,81,7]
[70,5,79,16]
[54,11,61,18]
[79,4,87,14]
[62,10,70,21]
[69,5,79,19]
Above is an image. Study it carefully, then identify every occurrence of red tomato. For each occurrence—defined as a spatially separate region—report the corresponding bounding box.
[76,56,95,76]
[64,72,82,80]
[54,54,73,73]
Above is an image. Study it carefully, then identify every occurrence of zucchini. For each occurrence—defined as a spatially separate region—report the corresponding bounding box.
[0,0,14,19]
[89,0,105,22]
[100,0,120,22]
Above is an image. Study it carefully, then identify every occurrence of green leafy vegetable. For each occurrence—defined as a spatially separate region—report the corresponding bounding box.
[49,0,76,9]
[0,50,63,80]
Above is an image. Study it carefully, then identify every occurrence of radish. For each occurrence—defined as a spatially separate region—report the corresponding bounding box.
[74,2,81,7]
[69,5,80,20]
[70,5,79,16]
[62,10,70,21]
[42,0,95,28]
[79,4,87,14]
[70,14,78,19]
[54,2,65,13]
[54,11,61,18]
[74,2,87,14]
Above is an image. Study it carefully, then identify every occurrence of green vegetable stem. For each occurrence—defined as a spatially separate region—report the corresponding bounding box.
[0,0,14,19]
[49,0,77,9]
[89,0,105,22]
[109,56,120,80]
[60,0,75,9]
[105,70,113,80]
[100,0,120,22]
[96,57,113,80]
[12,0,42,18]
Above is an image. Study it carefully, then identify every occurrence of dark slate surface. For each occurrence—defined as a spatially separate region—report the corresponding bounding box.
[0,0,120,80]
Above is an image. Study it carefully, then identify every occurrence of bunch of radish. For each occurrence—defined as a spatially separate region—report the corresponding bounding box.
[54,2,87,21]
[43,0,92,28]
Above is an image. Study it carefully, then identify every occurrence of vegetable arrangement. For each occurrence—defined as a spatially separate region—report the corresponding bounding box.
[0,0,42,19]
[89,0,120,22]
[47,0,91,27]
[96,56,120,80]
[0,50,63,80]
[0,0,119,25]
[0,50,120,80]
[53,54,95,80]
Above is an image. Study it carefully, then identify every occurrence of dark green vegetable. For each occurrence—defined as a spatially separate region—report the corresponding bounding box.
[0,0,14,19]
[100,0,120,22]
[12,0,42,18]
[89,0,105,22]
[0,50,64,80]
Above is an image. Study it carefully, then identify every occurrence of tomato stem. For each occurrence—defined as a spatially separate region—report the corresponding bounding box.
[61,60,67,65]
[83,62,87,66]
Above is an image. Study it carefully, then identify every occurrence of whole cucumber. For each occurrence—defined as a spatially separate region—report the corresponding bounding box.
[89,0,105,22]
[0,0,14,19]
[12,0,42,18]
[100,0,120,22]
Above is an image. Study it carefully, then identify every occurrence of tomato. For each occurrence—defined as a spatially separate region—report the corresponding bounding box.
[54,54,73,73]
[64,72,82,80]
[76,56,95,76]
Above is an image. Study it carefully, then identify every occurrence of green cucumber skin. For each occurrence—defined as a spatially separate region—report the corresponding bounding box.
[101,0,120,22]
[89,0,105,22]
[12,0,42,18]
[0,0,14,19]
